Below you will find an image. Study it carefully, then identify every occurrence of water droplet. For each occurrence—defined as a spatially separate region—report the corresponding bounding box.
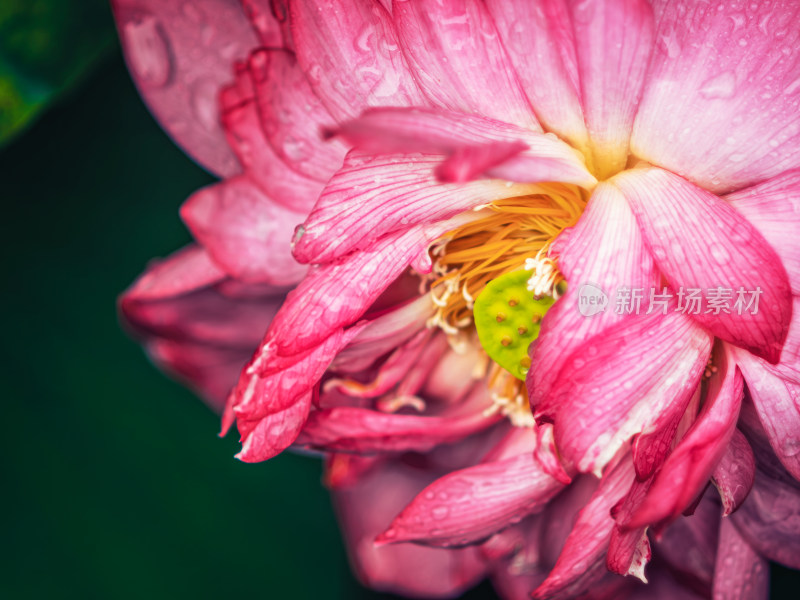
[432,506,449,520]
[191,78,219,131]
[123,15,172,88]
[699,71,736,99]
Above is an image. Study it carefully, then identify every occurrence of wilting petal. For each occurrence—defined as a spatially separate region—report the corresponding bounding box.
[727,168,800,294]
[626,346,744,529]
[294,151,538,264]
[632,0,800,193]
[531,456,635,600]
[377,452,563,548]
[296,388,499,453]
[331,457,487,598]
[614,167,793,364]
[569,0,654,178]
[248,49,347,182]
[219,70,323,212]
[530,182,659,412]
[713,517,769,600]
[112,0,256,176]
[289,0,425,121]
[181,177,307,285]
[736,349,800,480]
[330,107,595,186]
[275,214,475,355]
[485,0,587,148]
[712,429,756,516]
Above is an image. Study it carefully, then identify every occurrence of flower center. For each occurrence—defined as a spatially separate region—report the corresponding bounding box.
[426,183,586,425]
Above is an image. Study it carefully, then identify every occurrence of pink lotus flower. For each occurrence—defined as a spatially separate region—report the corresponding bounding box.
[116,0,800,598]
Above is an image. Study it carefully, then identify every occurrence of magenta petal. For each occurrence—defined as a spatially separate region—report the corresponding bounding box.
[377,452,563,548]
[435,141,528,184]
[712,518,769,600]
[632,0,800,193]
[727,168,800,294]
[569,0,654,178]
[546,309,712,476]
[331,107,594,186]
[112,0,258,176]
[712,428,756,516]
[293,151,536,264]
[614,167,793,364]
[181,176,307,285]
[485,0,587,148]
[289,0,425,122]
[295,388,499,454]
[239,0,283,46]
[393,0,538,130]
[736,349,800,481]
[626,345,744,530]
[531,456,636,600]
[123,245,226,302]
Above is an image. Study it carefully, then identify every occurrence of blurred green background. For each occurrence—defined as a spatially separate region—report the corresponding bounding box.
[0,2,797,599]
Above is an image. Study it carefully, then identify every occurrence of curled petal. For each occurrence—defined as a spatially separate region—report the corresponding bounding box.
[614,167,793,364]
[712,429,756,516]
[626,345,744,530]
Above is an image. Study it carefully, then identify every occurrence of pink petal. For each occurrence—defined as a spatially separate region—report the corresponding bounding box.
[735,349,800,481]
[231,326,365,462]
[293,150,538,265]
[727,168,800,294]
[547,309,712,476]
[435,141,528,183]
[239,0,283,46]
[331,456,487,598]
[377,452,563,548]
[275,214,475,355]
[392,0,538,130]
[485,0,587,148]
[123,245,226,302]
[712,428,756,516]
[112,0,256,176]
[330,107,595,185]
[219,67,323,212]
[569,0,654,178]
[625,345,744,530]
[614,167,793,364]
[295,387,500,453]
[181,176,308,285]
[712,517,769,600]
[529,182,659,418]
[289,0,425,122]
[632,0,800,193]
[248,49,347,182]
[531,456,636,600]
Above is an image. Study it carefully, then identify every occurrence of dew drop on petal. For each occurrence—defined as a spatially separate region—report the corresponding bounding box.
[123,15,172,88]
[699,71,736,99]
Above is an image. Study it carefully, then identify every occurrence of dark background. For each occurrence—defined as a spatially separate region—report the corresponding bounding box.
[0,5,797,600]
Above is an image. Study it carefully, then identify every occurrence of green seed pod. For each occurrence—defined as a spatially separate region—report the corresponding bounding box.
[473,270,555,381]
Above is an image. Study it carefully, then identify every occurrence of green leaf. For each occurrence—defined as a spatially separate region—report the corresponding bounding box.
[0,0,116,146]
